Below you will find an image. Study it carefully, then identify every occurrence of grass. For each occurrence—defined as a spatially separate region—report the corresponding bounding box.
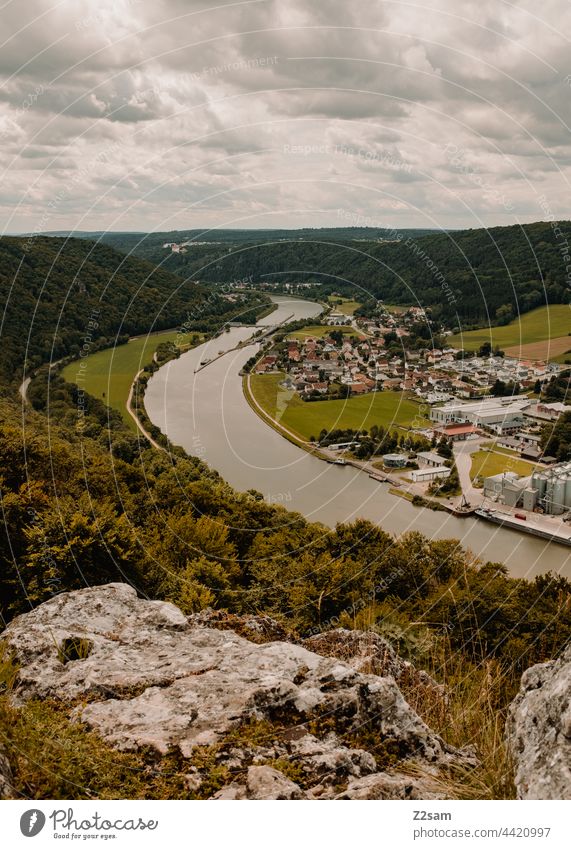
[61,329,199,431]
[249,373,430,440]
[449,305,571,357]
[328,297,361,316]
[287,324,364,340]
[469,449,538,482]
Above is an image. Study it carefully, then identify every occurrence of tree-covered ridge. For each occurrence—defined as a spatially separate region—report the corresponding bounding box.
[125,221,571,326]
[0,236,267,386]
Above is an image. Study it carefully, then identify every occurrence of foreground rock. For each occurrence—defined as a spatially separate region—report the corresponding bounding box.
[2,584,475,799]
[507,642,571,799]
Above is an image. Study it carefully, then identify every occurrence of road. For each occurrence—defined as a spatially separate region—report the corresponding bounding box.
[126,370,166,452]
[453,438,485,507]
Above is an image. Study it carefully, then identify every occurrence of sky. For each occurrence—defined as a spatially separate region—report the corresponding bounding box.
[1,0,571,234]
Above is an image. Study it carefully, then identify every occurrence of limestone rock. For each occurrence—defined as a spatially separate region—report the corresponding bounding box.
[1,583,476,799]
[246,766,303,800]
[335,771,449,800]
[507,643,571,799]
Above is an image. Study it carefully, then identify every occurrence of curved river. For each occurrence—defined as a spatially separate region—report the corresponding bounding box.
[146,296,571,579]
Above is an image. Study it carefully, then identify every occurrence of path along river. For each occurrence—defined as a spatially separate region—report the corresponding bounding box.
[145,296,571,579]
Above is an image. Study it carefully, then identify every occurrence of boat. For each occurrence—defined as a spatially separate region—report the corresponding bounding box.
[475,507,571,547]
[333,458,347,465]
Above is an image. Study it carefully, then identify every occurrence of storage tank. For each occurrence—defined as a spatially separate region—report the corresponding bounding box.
[551,477,566,515]
[532,471,547,500]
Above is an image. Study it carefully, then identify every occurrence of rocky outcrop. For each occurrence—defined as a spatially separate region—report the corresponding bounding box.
[507,641,571,800]
[1,583,476,799]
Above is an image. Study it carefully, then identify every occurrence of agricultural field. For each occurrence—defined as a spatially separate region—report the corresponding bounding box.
[449,305,571,359]
[470,449,538,482]
[62,329,198,430]
[249,373,430,440]
[287,325,364,340]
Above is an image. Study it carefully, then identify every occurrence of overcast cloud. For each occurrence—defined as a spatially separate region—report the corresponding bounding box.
[1,0,570,233]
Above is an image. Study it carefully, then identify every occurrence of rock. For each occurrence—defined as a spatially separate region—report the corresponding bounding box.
[1,584,475,799]
[189,609,292,644]
[288,733,376,785]
[0,746,14,799]
[335,771,449,800]
[246,766,303,799]
[304,629,405,679]
[507,643,571,799]
[303,629,444,697]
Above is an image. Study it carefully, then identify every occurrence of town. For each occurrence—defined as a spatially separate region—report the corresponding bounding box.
[249,300,571,538]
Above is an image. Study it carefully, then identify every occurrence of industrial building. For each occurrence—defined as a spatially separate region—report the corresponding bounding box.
[531,461,571,516]
[483,472,538,511]
[382,453,408,468]
[431,397,529,435]
[411,466,451,483]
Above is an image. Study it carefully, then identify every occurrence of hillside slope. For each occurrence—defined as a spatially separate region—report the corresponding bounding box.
[0,236,264,387]
[107,221,571,326]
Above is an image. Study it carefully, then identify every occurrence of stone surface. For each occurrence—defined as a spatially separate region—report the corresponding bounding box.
[1,583,476,799]
[246,766,303,800]
[335,771,448,800]
[507,642,571,800]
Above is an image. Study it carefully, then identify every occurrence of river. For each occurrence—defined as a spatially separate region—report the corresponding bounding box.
[145,296,571,579]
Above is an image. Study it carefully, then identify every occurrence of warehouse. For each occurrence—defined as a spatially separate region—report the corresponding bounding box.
[411,466,451,483]
[416,451,447,467]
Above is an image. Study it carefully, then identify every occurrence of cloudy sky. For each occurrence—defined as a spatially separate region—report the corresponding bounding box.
[1,0,570,234]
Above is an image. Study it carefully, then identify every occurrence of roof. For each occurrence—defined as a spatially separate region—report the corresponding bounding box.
[417,451,446,464]
[434,423,477,434]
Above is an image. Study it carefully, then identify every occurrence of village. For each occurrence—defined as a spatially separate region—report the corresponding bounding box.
[250,302,571,539]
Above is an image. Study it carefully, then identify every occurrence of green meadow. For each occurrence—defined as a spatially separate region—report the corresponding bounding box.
[249,372,429,440]
[449,305,570,356]
[62,329,196,431]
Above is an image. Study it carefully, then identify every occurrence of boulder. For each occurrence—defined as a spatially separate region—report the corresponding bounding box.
[507,643,571,799]
[1,583,476,799]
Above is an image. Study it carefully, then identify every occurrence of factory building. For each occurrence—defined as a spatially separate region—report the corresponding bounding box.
[483,472,538,511]
[430,397,528,435]
[411,466,451,483]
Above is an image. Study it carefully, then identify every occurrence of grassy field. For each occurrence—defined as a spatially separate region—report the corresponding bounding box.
[249,373,430,440]
[287,325,364,340]
[61,329,197,431]
[449,305,571,358]
[328,297,361,316]
[470,450,538,482]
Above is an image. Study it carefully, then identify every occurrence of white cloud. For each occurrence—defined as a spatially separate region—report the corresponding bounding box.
[1,0,571,232]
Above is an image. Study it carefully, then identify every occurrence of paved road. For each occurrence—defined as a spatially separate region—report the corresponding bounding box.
[453,439,485,507]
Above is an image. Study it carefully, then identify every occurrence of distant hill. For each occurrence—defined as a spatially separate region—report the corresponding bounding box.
[0,236,264,386]
[106,221,567,328]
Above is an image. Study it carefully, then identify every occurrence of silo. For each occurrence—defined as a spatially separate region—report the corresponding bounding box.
[533,471,547,500]
[551,476,566,515]
[564,471,571,511]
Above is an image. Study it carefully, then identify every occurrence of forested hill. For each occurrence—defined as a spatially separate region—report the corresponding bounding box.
[114,221,571,327]
[0,236,265,387]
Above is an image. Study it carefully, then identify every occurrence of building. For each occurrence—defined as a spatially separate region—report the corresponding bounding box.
[530,461,571,515]
[416,451,447,467]
[411,466,451,483]
[483,472,538,510]
[430,397,529,430]
[433,423,478,442]
[382,453,408,468]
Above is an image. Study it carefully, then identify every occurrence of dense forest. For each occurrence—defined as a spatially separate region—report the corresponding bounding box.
[95,221,571,327]
[0,236,269,387]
